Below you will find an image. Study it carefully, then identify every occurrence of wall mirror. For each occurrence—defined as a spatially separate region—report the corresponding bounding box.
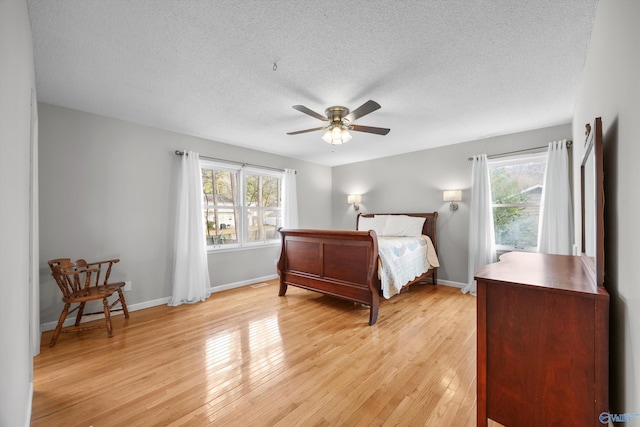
[580,117,604,287]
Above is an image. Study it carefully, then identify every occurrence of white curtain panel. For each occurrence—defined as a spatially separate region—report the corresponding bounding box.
[538,140,573,255]
[464,154,497,296]
[169,151,211,306]
[283,169,299,228]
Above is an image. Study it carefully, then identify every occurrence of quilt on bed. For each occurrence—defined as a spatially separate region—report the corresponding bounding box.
[378,235,440,299]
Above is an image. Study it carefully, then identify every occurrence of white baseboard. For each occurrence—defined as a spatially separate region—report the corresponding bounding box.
[437,279,466,289]
[209,274,278,293]
[40,274,279,332]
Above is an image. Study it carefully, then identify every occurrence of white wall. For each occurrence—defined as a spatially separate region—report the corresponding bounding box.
[38,103,332,325]
[0,1,37,425]
[332,124,571,285]
[572,0,640,420]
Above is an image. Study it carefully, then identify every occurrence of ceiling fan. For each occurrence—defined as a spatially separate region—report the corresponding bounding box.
[287,100,390,145]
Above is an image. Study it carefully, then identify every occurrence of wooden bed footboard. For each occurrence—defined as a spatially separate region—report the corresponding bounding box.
[277,228,381,325]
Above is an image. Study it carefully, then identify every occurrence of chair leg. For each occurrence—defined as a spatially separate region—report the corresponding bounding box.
[102,298,113,338]
[117,288,130,319]
[75,302,86,326]
[50,303,71,347]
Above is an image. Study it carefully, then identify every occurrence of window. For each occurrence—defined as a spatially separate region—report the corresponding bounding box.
[201,160,282,249]
[488,153,547,252]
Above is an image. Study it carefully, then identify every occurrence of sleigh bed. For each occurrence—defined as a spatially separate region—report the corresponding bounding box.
[277,212,439,325]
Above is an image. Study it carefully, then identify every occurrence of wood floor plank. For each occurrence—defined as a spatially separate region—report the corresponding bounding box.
[32,280,479,426]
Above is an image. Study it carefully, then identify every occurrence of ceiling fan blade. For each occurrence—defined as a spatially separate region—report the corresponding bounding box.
[291,105,329,121]
[344,100,381,123]
[286,126,327,135]
[349,124,390,135]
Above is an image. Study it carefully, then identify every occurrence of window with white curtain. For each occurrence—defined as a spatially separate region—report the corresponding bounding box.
[200,159,283,249]
[488,153,547,253]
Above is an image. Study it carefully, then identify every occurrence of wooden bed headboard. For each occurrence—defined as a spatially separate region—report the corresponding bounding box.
[356,212,438,250]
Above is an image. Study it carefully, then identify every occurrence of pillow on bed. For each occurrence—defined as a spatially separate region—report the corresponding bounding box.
[381,215,426,237]
[358,215,387,235]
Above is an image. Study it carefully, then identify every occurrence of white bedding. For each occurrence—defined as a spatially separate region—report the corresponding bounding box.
[377,235,440,299]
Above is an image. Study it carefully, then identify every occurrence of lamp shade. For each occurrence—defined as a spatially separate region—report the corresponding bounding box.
[322,125,352,145]
[443,190,462,202]
[347,194,361,204]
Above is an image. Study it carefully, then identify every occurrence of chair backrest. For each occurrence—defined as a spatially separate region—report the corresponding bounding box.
[48,258,73,271]
[75,258,119,286]
[48,258,121,287]
[51,264,99,298]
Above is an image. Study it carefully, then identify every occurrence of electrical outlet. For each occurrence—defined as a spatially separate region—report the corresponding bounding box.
[124,280,132,291]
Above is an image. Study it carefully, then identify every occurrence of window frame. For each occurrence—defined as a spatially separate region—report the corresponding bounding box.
[242,166,283,246]
[488,152,547,253]
[200,159,283,251]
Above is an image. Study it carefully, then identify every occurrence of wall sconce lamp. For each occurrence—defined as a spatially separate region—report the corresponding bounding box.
[348,194,361,211]
[443,190,462,211]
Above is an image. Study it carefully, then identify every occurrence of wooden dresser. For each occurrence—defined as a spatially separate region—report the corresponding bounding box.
[475,251,609,427]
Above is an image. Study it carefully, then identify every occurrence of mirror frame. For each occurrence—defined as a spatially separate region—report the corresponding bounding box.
[580,117,604,287]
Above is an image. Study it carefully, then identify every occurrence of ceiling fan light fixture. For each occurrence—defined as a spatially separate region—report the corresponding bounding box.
[322,125,352,145]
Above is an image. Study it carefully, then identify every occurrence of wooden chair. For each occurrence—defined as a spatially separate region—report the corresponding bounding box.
[48,258,129,346]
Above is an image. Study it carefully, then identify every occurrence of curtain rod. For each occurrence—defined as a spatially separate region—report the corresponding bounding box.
[174,150,295,174]
[467,140,572,161]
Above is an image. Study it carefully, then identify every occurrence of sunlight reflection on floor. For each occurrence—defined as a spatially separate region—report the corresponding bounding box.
[205,314,284,401]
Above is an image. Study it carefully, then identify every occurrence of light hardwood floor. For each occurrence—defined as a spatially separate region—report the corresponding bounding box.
[33,280,484,426]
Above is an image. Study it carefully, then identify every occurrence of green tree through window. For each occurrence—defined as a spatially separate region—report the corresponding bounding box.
[489,154,546,250]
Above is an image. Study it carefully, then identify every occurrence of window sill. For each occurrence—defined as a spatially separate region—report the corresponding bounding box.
[496,247,537,258]
[206,242,280,254]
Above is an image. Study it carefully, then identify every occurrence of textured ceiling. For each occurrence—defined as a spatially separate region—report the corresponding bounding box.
[27,0,598,167]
